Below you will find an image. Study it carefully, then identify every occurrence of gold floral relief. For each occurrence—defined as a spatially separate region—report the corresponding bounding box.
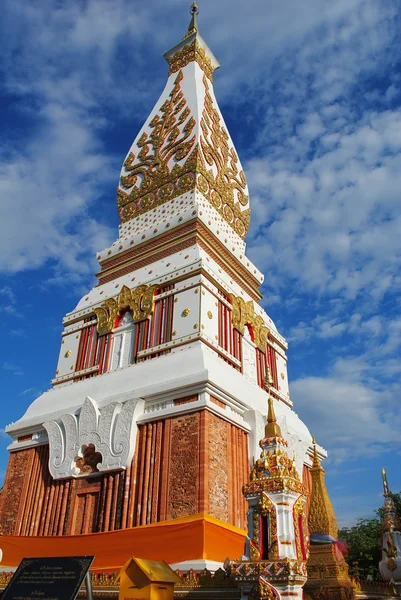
[198,76,250,238]
[93,284,157,335]
[117,67,250,239]
[293,495,306,561]
[230,295,269,351]
[117,70,197,223]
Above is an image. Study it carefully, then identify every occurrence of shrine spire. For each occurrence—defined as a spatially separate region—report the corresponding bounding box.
[112,0,253,255]
[265,396,282,438]
[183,1,199,39]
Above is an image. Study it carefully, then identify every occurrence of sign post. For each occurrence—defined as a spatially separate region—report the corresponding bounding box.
[1,556,95,600]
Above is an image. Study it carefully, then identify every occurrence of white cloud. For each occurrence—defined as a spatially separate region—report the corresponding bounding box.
[292,375,400,463]
[2,361,23,376]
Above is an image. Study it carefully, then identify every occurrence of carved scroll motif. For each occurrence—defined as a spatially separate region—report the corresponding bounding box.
[93,284,157,336]
[44,396,143,479]
[198,76,250,238]
[117,69,251,239]
[117,71,197,223]
[230,295,269,351]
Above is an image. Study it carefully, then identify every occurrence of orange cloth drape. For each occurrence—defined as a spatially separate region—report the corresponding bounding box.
[0,513,246,570]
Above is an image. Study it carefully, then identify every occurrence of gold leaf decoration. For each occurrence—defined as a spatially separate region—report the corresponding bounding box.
[166,39,216,82]
[199,75,250,238]
[308,464,339,539]
[249,578,279,600]
[117,69,250,239]
[230,295,269,351]
[117,71,197,223]
[93,284,157,335]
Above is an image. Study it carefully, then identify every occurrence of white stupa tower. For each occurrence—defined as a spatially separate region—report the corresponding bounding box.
[0,3,314,571]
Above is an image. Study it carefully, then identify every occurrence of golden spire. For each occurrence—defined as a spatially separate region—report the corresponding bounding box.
[312,438,321,468]
[382,468,390,497]
[183,1,199,40]
[308,438,338,538]
[264,396,282,438]
[264,363,274,390]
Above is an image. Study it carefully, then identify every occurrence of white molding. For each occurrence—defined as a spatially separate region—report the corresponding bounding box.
[169,559,223,572]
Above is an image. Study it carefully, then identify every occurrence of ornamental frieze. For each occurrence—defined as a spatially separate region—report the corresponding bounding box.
[230,295,269,351]
[166,39,216,82]
[93,284,157,336]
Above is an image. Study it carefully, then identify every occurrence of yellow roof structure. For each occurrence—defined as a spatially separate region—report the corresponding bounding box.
[117,557,182,585]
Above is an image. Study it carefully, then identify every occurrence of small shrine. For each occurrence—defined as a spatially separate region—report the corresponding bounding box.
[304,440,355,600]
[117,557,181,600]
[379,470,401,595]
[229,377,309,599]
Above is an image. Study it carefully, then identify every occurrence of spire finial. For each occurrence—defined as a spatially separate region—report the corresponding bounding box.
[183,1,199,40]
[264,364,274,391]
[382,468,390,497]
[312,437,321,468]
[264,396,282,438]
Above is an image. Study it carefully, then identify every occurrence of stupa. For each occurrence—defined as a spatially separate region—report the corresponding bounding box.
[0,2,317,577]
[229,384,309,600]
[379,470,401,595]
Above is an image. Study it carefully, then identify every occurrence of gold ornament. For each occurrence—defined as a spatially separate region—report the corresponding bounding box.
[117,71,197,223]
[249,578,278,600]
[308,456,339,539]
[230,295,269,351]
[117,71,250,239]
[93,284,157,335]
[198,75,249,238]
[166,39,216,82]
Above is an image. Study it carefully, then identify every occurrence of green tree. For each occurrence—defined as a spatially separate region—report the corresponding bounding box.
[338,491,401,581]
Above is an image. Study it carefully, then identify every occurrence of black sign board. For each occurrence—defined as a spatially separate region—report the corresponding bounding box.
[1,556,95,600]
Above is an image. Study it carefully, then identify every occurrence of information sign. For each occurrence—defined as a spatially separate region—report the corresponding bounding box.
[1,556,94,600]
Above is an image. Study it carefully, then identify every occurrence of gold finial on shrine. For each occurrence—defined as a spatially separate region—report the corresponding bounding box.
[382,468,390,497]
[264,364,274,390]
[265,396,282,438]
[183,1,199,40]
[312,438,321,468]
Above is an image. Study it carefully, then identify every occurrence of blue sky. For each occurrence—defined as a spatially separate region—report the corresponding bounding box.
[1,0,401,528]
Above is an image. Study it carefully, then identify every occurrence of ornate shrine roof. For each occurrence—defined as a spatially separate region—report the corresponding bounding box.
[101,5,251,265]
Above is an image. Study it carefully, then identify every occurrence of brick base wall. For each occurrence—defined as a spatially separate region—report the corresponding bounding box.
[0,406,249,536]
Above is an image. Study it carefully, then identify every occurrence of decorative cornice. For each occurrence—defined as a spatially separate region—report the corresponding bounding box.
[96,222,262,301]
[93,284,156,336]
[166,39,216,82]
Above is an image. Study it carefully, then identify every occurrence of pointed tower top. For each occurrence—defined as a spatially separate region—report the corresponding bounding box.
[382,467,390,497]
[308,442,338,538]
[108,2,255,273]
[265,396,282,438]
[312,438,321,469]
[183,2,199,40]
